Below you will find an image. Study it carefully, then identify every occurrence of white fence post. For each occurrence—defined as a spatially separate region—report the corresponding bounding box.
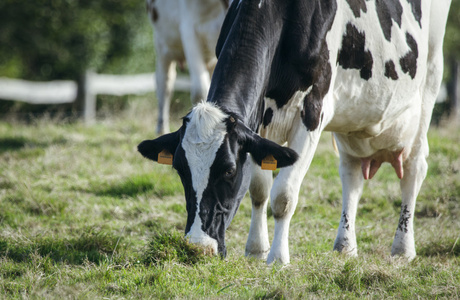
[84,70,96,124]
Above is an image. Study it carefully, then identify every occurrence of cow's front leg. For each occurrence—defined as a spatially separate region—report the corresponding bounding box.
[246,161,273,259]
[267,122,322,265]
[333,150,363,257]
[391,151,427,260]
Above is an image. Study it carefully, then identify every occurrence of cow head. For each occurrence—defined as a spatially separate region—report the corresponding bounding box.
[138,102,298,256]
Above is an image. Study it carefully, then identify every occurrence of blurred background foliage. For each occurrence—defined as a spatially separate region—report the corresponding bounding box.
[445,0,460,61]
[0,0,458,82]
[0,0,155,81]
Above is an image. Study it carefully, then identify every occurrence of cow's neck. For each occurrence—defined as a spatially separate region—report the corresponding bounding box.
[206,1,284,131]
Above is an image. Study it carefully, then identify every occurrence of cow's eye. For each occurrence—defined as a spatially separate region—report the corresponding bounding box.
[224,167,236,179]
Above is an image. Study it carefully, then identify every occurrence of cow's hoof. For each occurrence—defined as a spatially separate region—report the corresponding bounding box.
[266,251,289,265]
[391,233,416,261]
[333,239,358,257]
[245,249,269,260]
[334,248,358,257]
[391,247,416,261]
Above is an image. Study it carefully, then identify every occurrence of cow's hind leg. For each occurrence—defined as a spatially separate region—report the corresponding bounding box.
[391,150,427,260]
[180,25,211,104]
[155,54,177,134]
[334,150,364,257]
[267,118,323,265]
[246,162,273,259]
[392,9,448,259]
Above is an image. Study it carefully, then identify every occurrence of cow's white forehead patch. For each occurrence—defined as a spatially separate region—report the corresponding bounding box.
[182,102,228,249]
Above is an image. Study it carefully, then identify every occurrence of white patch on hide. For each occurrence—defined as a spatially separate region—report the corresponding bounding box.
[259,89,310,144]
[182,102,228,252]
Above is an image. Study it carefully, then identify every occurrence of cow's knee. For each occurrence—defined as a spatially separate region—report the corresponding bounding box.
[271,192,296,220]
[249,169,271,208]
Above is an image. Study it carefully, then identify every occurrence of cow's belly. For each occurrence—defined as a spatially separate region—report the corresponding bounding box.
[324,67,427,159]
[331,98,422,159]
[326,67,424,134]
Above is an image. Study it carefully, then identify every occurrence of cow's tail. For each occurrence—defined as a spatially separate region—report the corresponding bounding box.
[331,133,339,157]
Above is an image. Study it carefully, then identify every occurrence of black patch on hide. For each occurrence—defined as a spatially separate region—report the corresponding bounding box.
[262,108,274,128]
[346,0,367,18]
[384,60,399,80]
[400,32,418,79]
[375,0,403,41]
[337,23,373,80]
[407,0,422,27]
[301,60,331,131]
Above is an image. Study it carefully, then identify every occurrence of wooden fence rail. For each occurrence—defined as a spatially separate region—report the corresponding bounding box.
[0,71,191,123]
[0,78,77,104]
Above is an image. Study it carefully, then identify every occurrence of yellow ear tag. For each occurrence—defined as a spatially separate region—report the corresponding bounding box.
[158,149,173,165]
[261,155,277,171]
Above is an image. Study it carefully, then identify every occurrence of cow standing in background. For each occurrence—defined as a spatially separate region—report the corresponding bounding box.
[146,0,229,134]
[139,0,451,265]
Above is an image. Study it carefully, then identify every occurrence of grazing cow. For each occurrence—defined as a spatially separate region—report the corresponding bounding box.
[139,0,451,264]
[146,0,229,134]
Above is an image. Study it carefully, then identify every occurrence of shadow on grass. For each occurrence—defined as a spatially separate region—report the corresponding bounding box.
[91,173,182,198]
[0,137,28,153]
[0,229,121,265]
[333,260,395,294]
[94,176,155,197]
[0,136,68,154]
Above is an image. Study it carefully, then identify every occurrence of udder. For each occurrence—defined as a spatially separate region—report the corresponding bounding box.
[360,149,404,180]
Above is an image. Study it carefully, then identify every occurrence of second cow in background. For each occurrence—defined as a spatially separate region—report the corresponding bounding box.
[146,0,229,134]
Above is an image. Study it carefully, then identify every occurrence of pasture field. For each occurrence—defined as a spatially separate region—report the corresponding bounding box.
[0,95,459,299]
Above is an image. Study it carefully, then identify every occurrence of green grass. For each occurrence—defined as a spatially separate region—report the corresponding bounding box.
[142,230,212,266]
[0,94,459,298]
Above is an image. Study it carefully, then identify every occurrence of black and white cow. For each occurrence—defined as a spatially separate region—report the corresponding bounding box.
[139,0,451,264]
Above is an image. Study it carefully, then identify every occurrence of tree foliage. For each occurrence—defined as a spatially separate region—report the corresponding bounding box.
[0,0,154,81]
[445,1,460,61]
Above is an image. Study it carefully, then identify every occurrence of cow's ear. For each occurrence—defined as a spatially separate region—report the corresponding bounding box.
[242,129,298,169]
[138,130,181,162]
